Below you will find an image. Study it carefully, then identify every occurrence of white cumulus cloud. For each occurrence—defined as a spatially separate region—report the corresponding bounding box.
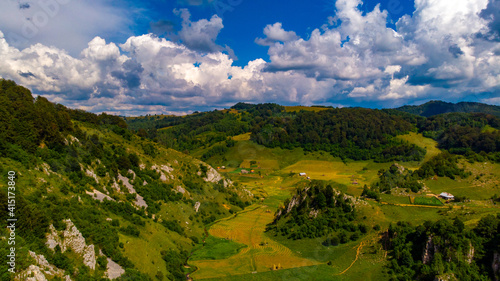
[255,23,299,46]
[0,1,499,115]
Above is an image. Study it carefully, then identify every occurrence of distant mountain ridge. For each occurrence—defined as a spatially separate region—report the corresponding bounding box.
[395,100,500,117]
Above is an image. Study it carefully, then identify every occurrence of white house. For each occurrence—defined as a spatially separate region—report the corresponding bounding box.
[439,192,454,200]
[299,173,307,176]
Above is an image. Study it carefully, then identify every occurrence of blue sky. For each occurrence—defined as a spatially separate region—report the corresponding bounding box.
[0,0,498,115]
[125,0,416,66]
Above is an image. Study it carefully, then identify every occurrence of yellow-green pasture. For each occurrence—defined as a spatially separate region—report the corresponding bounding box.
[424,161,500,200]
[397,132,441,165]
[120,221,190,278]
[279,160,392,193]
[232,132,251,141]
[239,159,280,170]
[189,205,320,279]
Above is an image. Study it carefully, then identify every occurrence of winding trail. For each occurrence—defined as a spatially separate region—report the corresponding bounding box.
[380,201,450,208]
[337,242,364,275]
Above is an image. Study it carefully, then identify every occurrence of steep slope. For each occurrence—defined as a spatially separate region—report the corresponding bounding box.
[0,80,252,280]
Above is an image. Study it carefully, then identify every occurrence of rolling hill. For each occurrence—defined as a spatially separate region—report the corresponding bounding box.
[2,79,500,280]
[396,100,500,117]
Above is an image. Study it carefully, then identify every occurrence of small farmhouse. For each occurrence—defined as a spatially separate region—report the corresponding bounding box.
[439,192,454,200]
[299,173,307,176]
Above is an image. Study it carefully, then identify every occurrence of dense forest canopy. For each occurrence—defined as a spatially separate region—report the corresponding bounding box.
[128,103,430,163]
[267,181,367,244]
[249,108,425,162]
[4,77,497,170]
[0,79,128,166]
[385,215,500,281]
[416,113,500,157]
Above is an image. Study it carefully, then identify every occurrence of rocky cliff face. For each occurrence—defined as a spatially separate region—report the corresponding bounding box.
[493,252,500,281]
[86,189,114,202]
[194,201,201,212]
[422,235,475,266]
[422,235,435,265]
[15,251,72,281]
[44,219,126,279]
[105,258,125,279]
[274,191,308,222]
[203,166,223,183]
[434,273,458,281]
[46,219,96,270]
[152,164,174,182]
[117,173,148,208]
[466,241,474,264]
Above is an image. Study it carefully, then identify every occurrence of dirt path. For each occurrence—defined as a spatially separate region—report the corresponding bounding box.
[337,242,364,275]
[379,201,449,208]
[380,201,500,209]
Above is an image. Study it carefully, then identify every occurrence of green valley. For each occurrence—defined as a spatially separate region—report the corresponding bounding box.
[1,80,500,280]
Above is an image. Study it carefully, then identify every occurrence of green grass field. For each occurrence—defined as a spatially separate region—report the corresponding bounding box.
[119,220,187,278]
[280,159,392,190]
[232,133,251,141]
[200,262,386,281]
[189,204,320,279]
[414,196,444,206]
[220,140,342,170]
[190,235,247,261]
[378,204,444,225]
[424,161,500,200]
[379,194,412,205]
[397,132,441,165]
[482,125,498,133]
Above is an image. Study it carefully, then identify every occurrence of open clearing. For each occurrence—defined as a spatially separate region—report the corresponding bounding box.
[280,159,392,189]
[397,132,440,164]
[190,235,247,261]
[232,133,251,141]
[414,196,444,206]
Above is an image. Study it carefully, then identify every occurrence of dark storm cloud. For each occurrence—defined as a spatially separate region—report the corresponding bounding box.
[480,0,500,40]
[18,71,36,78]
[448,45,464,58]
[111,59,144,89]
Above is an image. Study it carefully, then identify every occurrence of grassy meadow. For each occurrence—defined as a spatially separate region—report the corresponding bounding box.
[187,131,500,280]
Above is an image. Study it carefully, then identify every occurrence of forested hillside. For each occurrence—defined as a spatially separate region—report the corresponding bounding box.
[417,113,500,160]
[385,215,500,280]
[249,108,425,162]
[396,100,500,117]
[0,80,252,280]
[127,101,500,166]
[127,103,427,163]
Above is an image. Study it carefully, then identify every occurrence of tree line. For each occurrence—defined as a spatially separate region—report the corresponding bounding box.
[385,214,500,280]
